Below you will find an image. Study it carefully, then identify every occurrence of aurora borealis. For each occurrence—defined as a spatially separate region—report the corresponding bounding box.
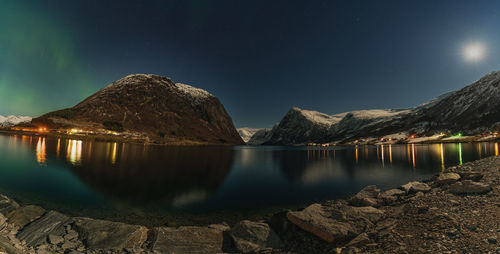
[1,0,500,127]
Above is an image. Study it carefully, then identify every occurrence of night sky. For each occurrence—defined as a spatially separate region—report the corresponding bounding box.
[1,0,500,128]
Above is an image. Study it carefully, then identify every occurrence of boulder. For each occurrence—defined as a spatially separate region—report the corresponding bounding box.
[73,217,148,250]
[17,210,72,247]
[153,226,223,254]
[0,195,20,216]
[400,182,431,193]
[286,203,383,243]
[6,205,45,228]
[380,189,406,204]
[449,180,492,195]
[230,220,283,253]
[459,172,483,181]
[436,173,461,185]
[348,185,383,207]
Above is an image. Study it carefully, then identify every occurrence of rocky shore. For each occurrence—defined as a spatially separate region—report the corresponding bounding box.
[1,156,499,254]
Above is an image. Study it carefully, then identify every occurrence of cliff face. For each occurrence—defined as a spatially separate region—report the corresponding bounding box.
[33,74,244,145]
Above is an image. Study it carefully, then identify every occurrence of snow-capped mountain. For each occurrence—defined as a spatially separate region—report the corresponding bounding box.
[247,128,273,145]
[0,115,32,127]
[237,127,264,143]
[257,71,500,145]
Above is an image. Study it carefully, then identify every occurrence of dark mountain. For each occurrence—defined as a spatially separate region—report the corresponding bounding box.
[32,74,244,145]
[252,71,500,145]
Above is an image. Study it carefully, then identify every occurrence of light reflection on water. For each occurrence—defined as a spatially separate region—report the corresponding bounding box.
[0,134,499,225]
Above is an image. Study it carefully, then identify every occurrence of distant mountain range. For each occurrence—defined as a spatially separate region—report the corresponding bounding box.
[243,71,500,145]
[31,74,244,145]
[0,115,32,127]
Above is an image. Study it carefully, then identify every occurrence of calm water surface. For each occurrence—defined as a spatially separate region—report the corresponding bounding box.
[0,134,498,226]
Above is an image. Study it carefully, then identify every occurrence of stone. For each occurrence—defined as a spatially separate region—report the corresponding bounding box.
[449,180,492,195]
[488,237,497,244]
[73,217,148,250]
[348,185,383,207]
[61,241,78,249]
[153,226,223,253]
[346,233,371,247]
[230,220,283,253]
[6,205,45,228]
[400,182,431,193]
[382,189,405,197]
[436,173,461,185]
[459,172,483,181]
[208,223,230,232]
[286,203,383,243]
[0,195,20,216]
[0,235,24,254]
[17,210,72,247]
[64,230,78,241]
[47,234,64,245]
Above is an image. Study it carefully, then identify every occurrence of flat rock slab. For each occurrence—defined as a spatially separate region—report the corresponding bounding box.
[286,203,383,243]
[153,226,223,254]
[17,210,72,247]
[400,182,431,193]
[0,195,20,216]
[230,220,284,253]
[449,180,492,194]
[7,205,46,228]
[437,173,461,185]
[0,235,24,254]
[349,185,383,207]
[73,217,148,250]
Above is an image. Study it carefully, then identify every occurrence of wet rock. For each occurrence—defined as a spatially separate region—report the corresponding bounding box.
[449,180,492,195]
[437,173,461,185]
[0,195,20,216]
[400,182,431,193]
[47,234,64,245]
[230,220,283,253]
[17,210,72,247]
[286,203,383,243]
[73,217,148,250]
[6,205,45,228]
[349,185,383,207]
[153,226,223,253]
[459,172,484,181]
[346,233,371,247]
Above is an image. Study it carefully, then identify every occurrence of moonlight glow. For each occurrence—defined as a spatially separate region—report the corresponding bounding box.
[463,43,485,62]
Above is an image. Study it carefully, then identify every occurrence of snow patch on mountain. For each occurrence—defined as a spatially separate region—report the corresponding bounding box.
[0,115,32,127]
[237,127,264,143]
[295,107,345,126]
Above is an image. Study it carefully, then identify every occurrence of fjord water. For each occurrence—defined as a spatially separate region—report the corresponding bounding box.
[0,134,498,226]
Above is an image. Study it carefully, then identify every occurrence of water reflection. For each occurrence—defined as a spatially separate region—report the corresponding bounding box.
[36,138,46,165]
[67,140,82,165]
[2,134,500,226]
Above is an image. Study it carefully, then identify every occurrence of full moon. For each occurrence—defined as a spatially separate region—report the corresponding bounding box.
[463,43,485,62]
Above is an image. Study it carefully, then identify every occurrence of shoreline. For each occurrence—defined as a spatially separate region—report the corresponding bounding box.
[1,156,499,253]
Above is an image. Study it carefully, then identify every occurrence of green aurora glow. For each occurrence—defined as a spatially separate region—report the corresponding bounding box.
[0,1,97,116]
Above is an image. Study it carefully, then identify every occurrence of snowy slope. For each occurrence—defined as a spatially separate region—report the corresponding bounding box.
[237,127,264,143]
[258,70,500,145]
[0,115,32,127]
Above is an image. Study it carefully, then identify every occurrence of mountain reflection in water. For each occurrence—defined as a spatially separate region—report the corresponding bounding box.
[0,134,498,226]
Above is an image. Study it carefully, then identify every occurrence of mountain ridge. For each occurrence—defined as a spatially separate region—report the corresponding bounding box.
[247,71,500,145]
